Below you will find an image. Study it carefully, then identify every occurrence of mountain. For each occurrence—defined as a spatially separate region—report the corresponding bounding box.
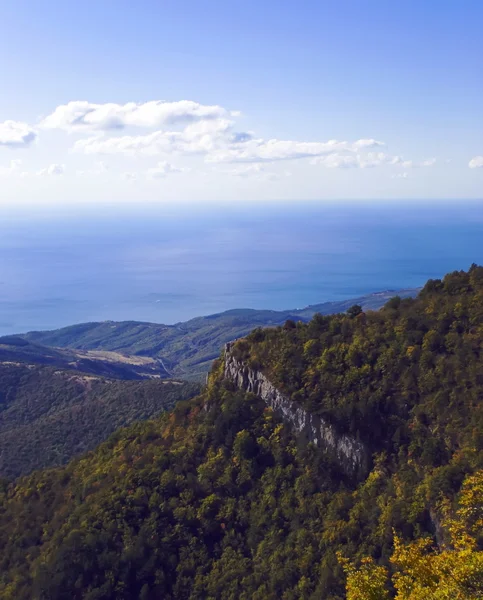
[0,268,481,599]
[0,362,200,479]
[0,335,170,379]
[21,288,419,379]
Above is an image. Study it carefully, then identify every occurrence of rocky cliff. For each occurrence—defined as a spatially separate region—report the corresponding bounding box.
[224,342,370,479]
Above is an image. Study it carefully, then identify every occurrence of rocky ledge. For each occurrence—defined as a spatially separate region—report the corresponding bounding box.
[224,342,370,480]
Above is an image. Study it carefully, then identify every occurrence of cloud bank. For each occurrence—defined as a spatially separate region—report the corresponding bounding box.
[0,121,37,148]
[41,100,235,132]
[0,98,448,192]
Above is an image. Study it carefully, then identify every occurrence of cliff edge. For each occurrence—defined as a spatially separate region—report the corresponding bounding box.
[224,342,370,480]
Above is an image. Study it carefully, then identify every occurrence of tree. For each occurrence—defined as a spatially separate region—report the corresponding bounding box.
[341,471,483,600]
[347,304,363,318]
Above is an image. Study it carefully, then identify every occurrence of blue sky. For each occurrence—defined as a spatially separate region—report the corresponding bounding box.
[0,0,482,204]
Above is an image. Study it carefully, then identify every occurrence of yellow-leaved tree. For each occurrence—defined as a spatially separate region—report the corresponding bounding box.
[340,470,483,599]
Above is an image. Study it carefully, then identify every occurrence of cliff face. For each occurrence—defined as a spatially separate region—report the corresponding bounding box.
[224,343,370,480]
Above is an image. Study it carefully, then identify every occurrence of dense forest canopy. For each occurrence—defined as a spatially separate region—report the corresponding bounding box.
[235,264,483,462]
[0,364,200,478]
[0,266,481,599]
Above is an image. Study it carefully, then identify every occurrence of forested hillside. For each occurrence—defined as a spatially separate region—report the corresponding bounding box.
[21,288,418,379]
[0,267,481,599]
[235,264,483,462]
[0,364,199,478]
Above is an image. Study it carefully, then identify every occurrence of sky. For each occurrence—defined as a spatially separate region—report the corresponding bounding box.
[0,0,482,205]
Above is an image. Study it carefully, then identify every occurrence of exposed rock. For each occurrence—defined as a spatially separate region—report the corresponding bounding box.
[429,508,445,548]
[224,342,370,479]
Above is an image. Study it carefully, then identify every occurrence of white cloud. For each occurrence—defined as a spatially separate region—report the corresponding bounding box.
[392,172,409,179]
[217,164,291,181]
[351,139,385,150]
[69,113,385,166]
[147,161,186,178]
[1,161,65,178]
[359,152,401,168]
[311,154,359,168]
[312,152,399,169]
[177,118,244,153]
[0,97,447,197]
[72,118,244,157]
[219,164,266,177]
[37,163,65,176]
[397,157,437,168]
[228,164,265,177]
[310,152,437,170]
[73,131,175,155]
[206,138,384,163]
[104,162,187,182]
[53,99,386,166]
[0,121,37,148]
[41,100,236,132]
[469,156,483,169]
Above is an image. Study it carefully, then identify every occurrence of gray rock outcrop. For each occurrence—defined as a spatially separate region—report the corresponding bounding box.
[224,342,370,479]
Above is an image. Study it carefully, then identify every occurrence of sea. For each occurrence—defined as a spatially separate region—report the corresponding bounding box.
[0,200,482,335]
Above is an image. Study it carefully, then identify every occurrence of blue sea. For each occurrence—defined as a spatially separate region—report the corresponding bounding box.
[0,201,482,335]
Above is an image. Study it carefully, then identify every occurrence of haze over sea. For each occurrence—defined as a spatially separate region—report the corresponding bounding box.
[1,201,482,335]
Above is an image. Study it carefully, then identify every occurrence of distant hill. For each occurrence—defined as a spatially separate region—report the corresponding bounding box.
[0,362,200,478]
[21,288,419,379]
[0,335,170,379]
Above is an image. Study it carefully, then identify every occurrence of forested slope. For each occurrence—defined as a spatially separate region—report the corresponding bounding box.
[0,364,199,478]
[0,267,481,599]
[234,264,483,463]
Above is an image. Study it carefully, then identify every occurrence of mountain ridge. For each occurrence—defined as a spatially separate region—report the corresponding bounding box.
[20,287,420,379]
